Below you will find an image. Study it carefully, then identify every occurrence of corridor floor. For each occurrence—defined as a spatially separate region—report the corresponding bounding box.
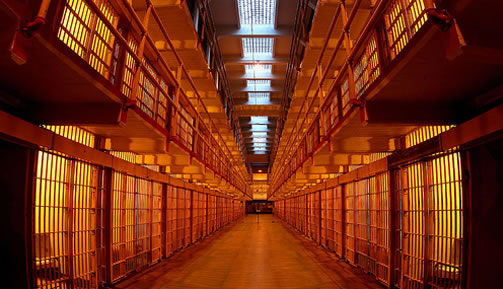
[112,215,383,289]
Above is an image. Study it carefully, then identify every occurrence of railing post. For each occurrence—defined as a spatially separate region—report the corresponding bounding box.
[130,3,152,103]
[340,1,357,101]
[103,167,113,286]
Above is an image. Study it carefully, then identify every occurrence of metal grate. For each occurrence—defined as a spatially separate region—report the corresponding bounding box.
[369,173,390,284]
[242,38,274,56]
[245,64,272,74]
[237,0,276,26]
[356,179,370,271]
[427,153,463,289]
[174,187,185,250]
[109,151,137,164]
[184,189,191,246]
[385,0,428,60]
[208,195,216,233]
[111,173,150,281]
[151,182,162,263]
[43,125,95,147]
[354,34,381,99]
[121,38,138,98]
[334,186,344,257]
[274,152,464,288]
[406,126,454,148]
[345,183,356,265]
[58,0,118,79]
[248,92,270,105]
[166,185,177,255]
[137,58,169,127]
[176,107,195,149]
[33,151,104,289]
[321,189,328,247]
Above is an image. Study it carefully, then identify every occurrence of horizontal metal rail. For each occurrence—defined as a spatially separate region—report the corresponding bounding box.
[49,0,249,192]
[269,0,433,197]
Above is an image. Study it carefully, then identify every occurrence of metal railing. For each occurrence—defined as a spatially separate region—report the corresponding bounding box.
[187,0,248,163]
[50,0,249,192]
[269,0,432,196]
[270,0,317,166]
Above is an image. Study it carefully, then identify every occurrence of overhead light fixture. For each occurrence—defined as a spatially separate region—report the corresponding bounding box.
[245,64,272,74]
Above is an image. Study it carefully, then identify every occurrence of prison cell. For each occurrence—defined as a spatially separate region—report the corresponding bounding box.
[368,173,390,283]
[208,195,217,234]
[151,182,162,264]
[326,188,335,251]
[57,0,119,79]
[312,191,321,243]
[321,189,328,248]
[345,183,357,265]
[33,151,104,289]
[274,142,465,288]
[355,179,370,271]
[184,189,191,247]
[384,0,428,60]
[166,185,177,256]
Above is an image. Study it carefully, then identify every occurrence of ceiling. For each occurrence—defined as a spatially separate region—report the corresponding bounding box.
[210,0,296,166]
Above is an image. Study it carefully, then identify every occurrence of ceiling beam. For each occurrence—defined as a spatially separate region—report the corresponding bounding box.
[228,72,284,80]
[216,25,293,38]
[235,105,282,117]
[230,85,282,93]
[224,55,288,65]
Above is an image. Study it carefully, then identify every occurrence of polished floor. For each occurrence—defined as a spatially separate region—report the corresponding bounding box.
[112,215,383,289]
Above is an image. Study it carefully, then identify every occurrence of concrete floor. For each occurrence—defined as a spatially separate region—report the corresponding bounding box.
[112,215,383,289]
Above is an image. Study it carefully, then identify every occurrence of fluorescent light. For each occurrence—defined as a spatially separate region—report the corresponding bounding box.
[237,0,276,26]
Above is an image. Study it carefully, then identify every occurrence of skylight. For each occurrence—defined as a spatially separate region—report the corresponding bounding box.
[252,137,267,143]
[251,124,268,131]
[237,0,276,26]
[253,147,267,151]
[253,143,267,147]
[248,92,270,104]
[245,64,272,74]
[250,116,268,124]
[252,132,267,137]
[247,80,270,86]
[242,38,273,57]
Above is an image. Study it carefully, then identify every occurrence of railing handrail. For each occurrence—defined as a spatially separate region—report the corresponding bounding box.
[270,0,349,187]
[56,0,249,192]
[269,0,426,197]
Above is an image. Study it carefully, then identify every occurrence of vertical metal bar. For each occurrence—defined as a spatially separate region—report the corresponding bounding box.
[161,183,167,258]
[190,189,194,245]
[460,150,470,289]
[388,169,397,288]
[149,181,154,265]
[68,159,75,287]
[423,161,431,288]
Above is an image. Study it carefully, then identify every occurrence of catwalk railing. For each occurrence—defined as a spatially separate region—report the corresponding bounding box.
[40,0,249,192]
[269,0,432,194]
[275,148,464,289]
[186,0,248,161]
[32,147,245,289]
[270,0,317,165]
